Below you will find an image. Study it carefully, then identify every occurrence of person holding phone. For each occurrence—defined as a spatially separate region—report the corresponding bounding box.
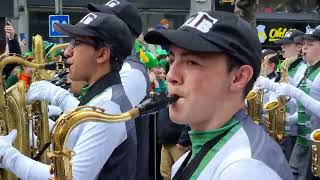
[2,20,22,80]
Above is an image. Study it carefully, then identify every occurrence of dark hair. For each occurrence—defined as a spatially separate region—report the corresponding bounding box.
[109,49,124,71]
[225,55,257,98]
[91,37,124,71]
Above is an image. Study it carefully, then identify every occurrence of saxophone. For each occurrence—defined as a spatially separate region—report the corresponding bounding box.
[245,53,277,125]
[48,95,178,180]
[245,89,264,124]
[264,56,297,142]
[311,129,320,177]
[0,54,69,180]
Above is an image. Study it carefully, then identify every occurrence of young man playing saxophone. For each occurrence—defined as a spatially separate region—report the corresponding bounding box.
[27,1,151,178]
[144,10,293,179]
[0,12,137,180]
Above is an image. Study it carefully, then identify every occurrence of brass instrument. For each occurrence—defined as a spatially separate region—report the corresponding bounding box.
[0,53,69,180]
[29,35,50,164]
[48,95,178,180]
[246,89,264,124]
[264,56,297,142]
[245,53,277,125]
[311,129,320,177]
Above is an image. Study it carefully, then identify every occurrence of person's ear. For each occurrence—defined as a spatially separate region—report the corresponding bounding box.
[96,47,111,64]
[271,63,276,70]
[230,65,253,92]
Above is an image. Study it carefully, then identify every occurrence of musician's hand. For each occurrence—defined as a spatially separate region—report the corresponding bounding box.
[275,83,300,99]
[0,129,44,180]
[0,130,17,168]
[27,80,62,103]
[27,80,79,111]
[255,76,278,91]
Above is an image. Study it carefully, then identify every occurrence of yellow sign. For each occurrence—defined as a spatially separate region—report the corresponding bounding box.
[219,0,235,4]
[268,27,288,42]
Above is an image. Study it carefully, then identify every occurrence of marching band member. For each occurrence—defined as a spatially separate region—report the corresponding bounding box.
[88,1,151,178]
[144,10,293,180]
[0,12,136,180]
[27,1,151,178]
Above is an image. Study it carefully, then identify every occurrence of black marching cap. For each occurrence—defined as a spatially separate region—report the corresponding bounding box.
[54,12,132,60]
[144,11,262,79]
[88,0,142,37]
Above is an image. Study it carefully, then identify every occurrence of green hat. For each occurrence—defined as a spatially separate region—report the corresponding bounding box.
[22,51,32,59]
[44,41,57,62]
[158,59,169,72]
[44,41,56,53]
[155,48,168,60]
[134,40,141,53]
[140,49,158,69]
[22,51,33,61]
[155,48,167,56]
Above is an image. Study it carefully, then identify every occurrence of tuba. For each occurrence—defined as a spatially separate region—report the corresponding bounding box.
[311,129,320,177]
[48,95,178,180]
[0,54,69,179]
[264,56,297,142]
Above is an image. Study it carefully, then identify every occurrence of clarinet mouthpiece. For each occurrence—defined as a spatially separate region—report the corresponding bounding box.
[137,93,179,116]
[44,62,71,70]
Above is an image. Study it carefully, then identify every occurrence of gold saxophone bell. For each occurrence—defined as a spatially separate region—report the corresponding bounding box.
[311,129,320,177]
[48,95,178,180]
[246,89,264,125]
[263,57,298,143]
[264,101,279,140]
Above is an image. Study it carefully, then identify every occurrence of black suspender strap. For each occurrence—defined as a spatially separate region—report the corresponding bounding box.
[297,60,320,88]
[172,124,236,180]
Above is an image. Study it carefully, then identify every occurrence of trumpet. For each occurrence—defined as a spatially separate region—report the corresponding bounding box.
[48,95,178,180]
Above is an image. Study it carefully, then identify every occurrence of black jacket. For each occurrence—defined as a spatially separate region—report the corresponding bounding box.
[3,37,21,79]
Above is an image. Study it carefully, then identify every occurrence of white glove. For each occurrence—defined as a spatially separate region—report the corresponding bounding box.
[0,129,51,180]
[276,83,320,119]
[0,130,17,168]
[255,76,279,91]
[285,112,298,136]
[286,112,298,124]
[27,80,61,103]
[27,80,79,112]
[274,83,301,99]
[48,105,62,117]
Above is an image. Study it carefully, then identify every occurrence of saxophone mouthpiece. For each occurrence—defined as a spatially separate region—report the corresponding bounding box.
[137,93,179,116]
[44,62,71,70]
